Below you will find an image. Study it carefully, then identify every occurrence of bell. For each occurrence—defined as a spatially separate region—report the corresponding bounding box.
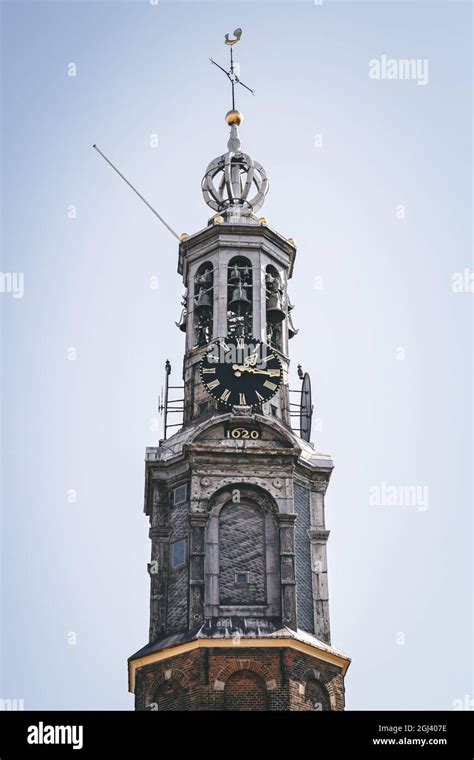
[229,284,251,314]
[194,288,213,317]
[228,265,242,285]
[266,292,286,323]
[175,308,187,332]
[195,268,213,287]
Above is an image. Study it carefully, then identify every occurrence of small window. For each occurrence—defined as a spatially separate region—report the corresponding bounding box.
[271,404,278,417]
[171,483,188,506]
[171,539,187,569]
[234,571,250,586]
[199,401,209,416]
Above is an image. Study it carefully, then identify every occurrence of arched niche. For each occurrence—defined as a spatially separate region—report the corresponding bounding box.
[152,677,189,711]
[224,670,268,711]
[204,484,281,618]
[227,256,253,339]
[304,678,331,711]
[265,264,284,351]
[193,261,214,348]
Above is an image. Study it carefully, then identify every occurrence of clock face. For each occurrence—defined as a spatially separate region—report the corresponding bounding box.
[200,337,283,409]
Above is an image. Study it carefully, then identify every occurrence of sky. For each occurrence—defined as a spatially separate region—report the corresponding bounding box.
[0,0,472,710]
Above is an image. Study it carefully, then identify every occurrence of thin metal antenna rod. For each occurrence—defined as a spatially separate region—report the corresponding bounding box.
[230,47,235,109]
[92,144,180,241]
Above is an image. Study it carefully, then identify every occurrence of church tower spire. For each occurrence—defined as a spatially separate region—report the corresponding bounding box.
[128,30,350,712]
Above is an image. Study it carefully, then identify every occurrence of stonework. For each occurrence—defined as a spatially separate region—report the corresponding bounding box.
[128,104,350,711]
[133,647,346,712]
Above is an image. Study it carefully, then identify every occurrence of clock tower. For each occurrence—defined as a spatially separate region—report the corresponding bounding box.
[128,40,350,711]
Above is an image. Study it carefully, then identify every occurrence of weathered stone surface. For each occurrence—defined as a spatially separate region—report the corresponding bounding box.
[131,190,349,709]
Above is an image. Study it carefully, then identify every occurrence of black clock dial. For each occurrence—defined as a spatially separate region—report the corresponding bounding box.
[200,337,283,409]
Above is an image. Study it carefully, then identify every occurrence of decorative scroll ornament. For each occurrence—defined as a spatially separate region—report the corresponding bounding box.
[201,115,269,216]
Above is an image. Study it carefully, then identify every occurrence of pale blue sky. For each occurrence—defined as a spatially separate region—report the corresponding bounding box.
[1,0,472,709]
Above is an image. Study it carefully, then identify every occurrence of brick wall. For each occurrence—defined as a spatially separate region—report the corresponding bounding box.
[134,645,345,711]
[224,670,268,710]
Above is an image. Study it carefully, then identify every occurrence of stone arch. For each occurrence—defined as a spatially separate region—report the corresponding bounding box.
[153,667,188,689]
[227,255,253,338]
[301,669,333,711]
[207,483,280,517]
[214,658,277,691]
[150,669,189,711]
[204,484,281,618]
[193,260,214,348]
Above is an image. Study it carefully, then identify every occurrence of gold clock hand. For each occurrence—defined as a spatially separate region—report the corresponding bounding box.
[243,349,259,368]
[232,365,280,377]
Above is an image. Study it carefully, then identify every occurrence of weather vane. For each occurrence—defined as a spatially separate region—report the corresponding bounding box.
[210,28,255,111]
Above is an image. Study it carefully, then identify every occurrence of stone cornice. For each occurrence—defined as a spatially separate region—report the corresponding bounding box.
[308,529,330,542]
[178,223,296,280]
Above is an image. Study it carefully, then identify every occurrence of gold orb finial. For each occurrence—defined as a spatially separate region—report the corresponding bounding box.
[225,109,243,126]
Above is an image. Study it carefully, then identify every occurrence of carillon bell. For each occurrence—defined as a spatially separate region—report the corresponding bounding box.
[194,288,213,317]
[266,292,286,323]
[196,268,213,287]
[228,264,242,285]
[229,284,251,314]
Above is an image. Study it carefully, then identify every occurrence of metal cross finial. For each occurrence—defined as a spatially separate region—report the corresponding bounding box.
[209,28,255,110]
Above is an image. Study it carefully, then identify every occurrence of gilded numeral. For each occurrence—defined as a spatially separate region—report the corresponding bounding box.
[263,380,277,391]
[219,340,230,352]
[202,367,216,374]
[266,369,281,377]
[207,379,220,390]
[255,391,265,403]
[239,393,246,405]
[236,337,245,350]
[219,389,231,402]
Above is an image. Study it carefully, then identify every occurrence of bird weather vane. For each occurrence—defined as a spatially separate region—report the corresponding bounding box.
[210,27,255,111]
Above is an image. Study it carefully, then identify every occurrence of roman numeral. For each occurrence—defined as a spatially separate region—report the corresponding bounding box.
[219,389,231,402]
[236,337,245,350]
[266,369,281,377]
[219,340,230,352]
[239,393,246,405]
[263,380,277,391]
[207,379,220,390]
[202,367,216,374]
[255,391,265,403]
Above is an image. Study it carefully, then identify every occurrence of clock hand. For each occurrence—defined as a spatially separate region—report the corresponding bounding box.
[232,365,280,376]
[243,347,259,368]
